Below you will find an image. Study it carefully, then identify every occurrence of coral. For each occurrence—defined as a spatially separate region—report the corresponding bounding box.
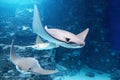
[85,72,95,78]
[111,69,120,80]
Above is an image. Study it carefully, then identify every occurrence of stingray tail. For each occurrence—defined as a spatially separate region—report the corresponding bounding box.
[35,64,58,75]
[41,69,58,75]
[37,68,58,75]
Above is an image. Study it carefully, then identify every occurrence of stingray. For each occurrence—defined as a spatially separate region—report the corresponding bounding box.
[31,36,59,50]
[10,40,58,75]
[33,5,89,48]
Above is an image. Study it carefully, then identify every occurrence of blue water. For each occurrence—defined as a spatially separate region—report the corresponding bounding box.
[0,0,120,80]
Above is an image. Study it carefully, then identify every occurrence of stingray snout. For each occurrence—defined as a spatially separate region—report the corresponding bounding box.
[79,41,85,46]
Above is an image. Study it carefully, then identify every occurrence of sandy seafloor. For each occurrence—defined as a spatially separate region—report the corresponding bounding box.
[53,66,110,80]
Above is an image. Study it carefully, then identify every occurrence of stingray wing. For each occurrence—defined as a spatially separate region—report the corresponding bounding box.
[10,40,21,65]
[33,5,63,44]
[77,28,89,41]
[33,5,44,35]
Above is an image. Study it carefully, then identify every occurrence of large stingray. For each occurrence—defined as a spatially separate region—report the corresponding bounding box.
[33,5,89,48]
[10,40,58,75]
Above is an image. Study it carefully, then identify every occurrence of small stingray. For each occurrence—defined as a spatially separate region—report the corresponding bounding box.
[10,40,58,75]
[31,36,59,50]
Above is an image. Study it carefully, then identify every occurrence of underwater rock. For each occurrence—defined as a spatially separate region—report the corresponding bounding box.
[15,30,36,45]
[111,69,120,80]
[85,72,95,78]
[56,48,82,70]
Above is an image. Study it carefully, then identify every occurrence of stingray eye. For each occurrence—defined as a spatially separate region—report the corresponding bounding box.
[28,67,32,71]
[18,67,22,70]
[65,38,70,42]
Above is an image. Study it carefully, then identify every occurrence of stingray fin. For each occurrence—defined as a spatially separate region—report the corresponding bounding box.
[44,25,48,30]
[77,28,89,41]
[36,36,44,44]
